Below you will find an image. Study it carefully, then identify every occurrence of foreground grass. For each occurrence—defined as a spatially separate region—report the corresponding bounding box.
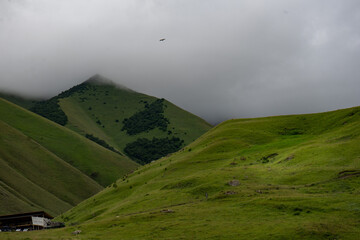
[3,106,360,239]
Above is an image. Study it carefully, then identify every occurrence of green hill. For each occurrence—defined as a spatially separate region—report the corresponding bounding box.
[30,75,212,163]
[0,91,39,110]
[0,98,138,216]
[9,106,360,239]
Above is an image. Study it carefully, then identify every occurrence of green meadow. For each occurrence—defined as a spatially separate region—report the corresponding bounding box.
[5,106,360,239]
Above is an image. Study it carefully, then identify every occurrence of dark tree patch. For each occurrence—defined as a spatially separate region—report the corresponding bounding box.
[31,98,68,125]
[124,137,184,164]
[122,99,169,135]
[30,82,91,125]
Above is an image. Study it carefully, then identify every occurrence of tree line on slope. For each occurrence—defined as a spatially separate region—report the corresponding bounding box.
[30,82,90,125]
[85,134,121,155]
[122,99,169,135]
[124,137,184,164]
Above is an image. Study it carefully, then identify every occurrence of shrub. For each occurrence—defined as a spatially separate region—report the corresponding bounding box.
[90,172,99,179]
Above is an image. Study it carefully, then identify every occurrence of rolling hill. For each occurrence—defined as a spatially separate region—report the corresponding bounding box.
[8,106,360,239]
[0,91,39,110]
[0,98,138,216]
[30,75,212,163]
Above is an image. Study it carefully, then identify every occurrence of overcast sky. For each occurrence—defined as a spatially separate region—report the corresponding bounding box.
[1,0,360,124]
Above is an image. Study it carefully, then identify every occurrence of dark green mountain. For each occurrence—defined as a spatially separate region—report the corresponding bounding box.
[30,75,212,164]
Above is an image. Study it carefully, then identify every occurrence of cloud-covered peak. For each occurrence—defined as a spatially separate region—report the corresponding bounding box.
[85,74,134,92]
[0,0,360,124]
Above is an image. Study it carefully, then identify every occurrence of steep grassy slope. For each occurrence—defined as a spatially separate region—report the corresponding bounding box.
[51,75,211,162]
[0,91,38,110]
[0,98,138,215]
[8,106,360,239]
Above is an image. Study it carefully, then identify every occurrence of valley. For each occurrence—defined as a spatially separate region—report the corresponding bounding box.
[3,105,359,239]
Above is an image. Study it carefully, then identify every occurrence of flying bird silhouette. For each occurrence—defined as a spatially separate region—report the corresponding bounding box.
[159,38,166,41]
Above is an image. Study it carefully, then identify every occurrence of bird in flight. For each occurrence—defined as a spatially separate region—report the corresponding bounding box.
[159,38,166,41]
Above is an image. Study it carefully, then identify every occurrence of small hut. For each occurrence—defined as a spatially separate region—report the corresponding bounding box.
[0,211,58,231]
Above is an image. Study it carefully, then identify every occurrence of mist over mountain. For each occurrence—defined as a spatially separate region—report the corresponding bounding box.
[1,0,360,124]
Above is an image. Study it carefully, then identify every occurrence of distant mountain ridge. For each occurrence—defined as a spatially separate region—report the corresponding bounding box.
[85,74,133,91]
[0,91,40,110]
[27,75,212,163]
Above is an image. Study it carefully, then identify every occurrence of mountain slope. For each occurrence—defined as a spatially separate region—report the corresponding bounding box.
[10,106,360,239]
[0,91,39,110]
[0,98,138,215]
[31,75,212,163]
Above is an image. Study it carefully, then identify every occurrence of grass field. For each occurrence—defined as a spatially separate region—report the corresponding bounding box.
[5,106,360,239]
[0,98,138,216]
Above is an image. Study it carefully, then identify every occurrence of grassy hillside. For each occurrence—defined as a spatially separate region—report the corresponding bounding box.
[0,98,138,216]
[0,91,39,110]
[31,75,212,163]
[8,106,360,239]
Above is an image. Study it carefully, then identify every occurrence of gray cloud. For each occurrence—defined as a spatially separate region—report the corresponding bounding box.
[1,0,360,124]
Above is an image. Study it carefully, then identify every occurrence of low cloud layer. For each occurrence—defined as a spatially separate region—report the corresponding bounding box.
[1,0,360,124]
